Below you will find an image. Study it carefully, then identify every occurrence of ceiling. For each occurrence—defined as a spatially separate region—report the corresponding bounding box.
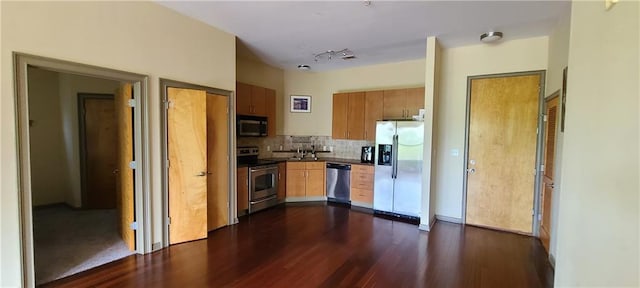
[158,1,571,72]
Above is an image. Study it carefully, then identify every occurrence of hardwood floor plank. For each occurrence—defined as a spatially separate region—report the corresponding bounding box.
[42,205,553,288]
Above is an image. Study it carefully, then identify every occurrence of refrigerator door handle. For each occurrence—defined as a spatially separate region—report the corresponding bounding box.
[392,134,399,178]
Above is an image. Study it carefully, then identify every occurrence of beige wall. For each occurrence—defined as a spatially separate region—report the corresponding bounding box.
[58,73,121,207]
[434,37,549,219]
[545,13,571,263]
[1,2,235,286]
[555,0,639,286]
[27,68,69,207]
[236,57,285,134]
[283,59,426,136]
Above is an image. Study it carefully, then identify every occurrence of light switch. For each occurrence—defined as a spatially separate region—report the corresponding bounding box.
[451,149,459,157]
[266,145,271,151]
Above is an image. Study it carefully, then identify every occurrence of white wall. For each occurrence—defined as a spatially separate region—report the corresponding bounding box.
[283,59,426,136]
[434,37,549,219]
[58,73,121,207]
[554,0,639,286]
[27,68,70,207]
[545,12,571,262]
[1,2,235,286]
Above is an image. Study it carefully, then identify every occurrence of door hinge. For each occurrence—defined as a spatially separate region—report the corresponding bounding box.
[532,209,535,216]
[164,101,173,109]
[129,161,137,169]
[166,159,170,168]
[130,221,138,230]
[540,164,545,172]
[167,217,171,225]
[538,214,542,221]
[128,99,136,108]
[543,114,548,122]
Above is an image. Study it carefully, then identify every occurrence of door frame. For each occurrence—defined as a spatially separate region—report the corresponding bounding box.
[159,78,236,248]
[77,93,115,209]
[461,70,546,236]
[13,53,152,287]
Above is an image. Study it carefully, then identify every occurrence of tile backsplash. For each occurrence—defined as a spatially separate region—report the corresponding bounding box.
[237,136,374,159]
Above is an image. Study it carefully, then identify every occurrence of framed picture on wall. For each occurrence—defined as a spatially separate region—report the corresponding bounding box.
[290,95,311,113]
[561,66,568,132]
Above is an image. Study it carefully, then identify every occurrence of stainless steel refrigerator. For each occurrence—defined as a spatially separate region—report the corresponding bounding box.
[373,120,424,218]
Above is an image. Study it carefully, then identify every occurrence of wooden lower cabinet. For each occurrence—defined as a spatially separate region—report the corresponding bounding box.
[277,162,287,200]
[350,164,374,206]
[286,161,326,198]
[237,167,249,213]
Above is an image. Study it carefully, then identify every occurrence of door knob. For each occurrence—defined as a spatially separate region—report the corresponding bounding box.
[113,169,119,174]
[196,171,206,177]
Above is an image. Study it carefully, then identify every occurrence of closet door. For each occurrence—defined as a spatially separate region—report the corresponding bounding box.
[207,93,229,231]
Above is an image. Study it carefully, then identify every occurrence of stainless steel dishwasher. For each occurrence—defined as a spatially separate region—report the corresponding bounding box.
[326,163,351,204]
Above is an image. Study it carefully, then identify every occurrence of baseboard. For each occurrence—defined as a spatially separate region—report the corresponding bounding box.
[285,196,327,202]
[435,214,463,224]
[418,215,437,231]
[350,201,372,209]
[549,253,556,269]
[32,202,80,211]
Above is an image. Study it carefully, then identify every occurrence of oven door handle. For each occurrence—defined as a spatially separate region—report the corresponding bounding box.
[250,195,277,205]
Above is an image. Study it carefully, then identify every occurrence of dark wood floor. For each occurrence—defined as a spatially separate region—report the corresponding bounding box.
[43,204,553,288]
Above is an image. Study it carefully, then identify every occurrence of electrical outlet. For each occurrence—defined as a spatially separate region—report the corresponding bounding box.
[266,145,270,151]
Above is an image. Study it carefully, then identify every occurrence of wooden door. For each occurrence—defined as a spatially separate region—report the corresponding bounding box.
[383,89,407,119]
[167,87,208,244]
[364,91,383,141]
[84,97,117,209]
[115,83,135,251]
[347,92,366,140]
[466,74,540,234]
[405,87,425,118]
[237,167,249,213]
[277,162,287,200]
[286,163,306,197]
[332,93,349,139]
[265,88,276,137]
[251,85,266,116]
[540,96,559,251]
[236,82,252,115]
[207,93,229,231]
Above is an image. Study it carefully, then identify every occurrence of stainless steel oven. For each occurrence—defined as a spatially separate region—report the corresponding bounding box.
[249,165,279,213]
[237,115,268,137]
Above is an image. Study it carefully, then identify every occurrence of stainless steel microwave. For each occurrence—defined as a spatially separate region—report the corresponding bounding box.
[237,115,268,137]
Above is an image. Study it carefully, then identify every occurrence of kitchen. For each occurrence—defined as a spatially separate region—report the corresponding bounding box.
[235,78,426,223]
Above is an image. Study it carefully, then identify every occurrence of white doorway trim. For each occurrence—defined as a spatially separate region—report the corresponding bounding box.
[13,53,152,287]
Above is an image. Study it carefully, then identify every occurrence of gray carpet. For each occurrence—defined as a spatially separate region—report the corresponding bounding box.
[33,205,134,285]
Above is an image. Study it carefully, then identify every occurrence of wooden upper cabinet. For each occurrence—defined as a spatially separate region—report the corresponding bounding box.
[364,91,383,141]
[405,87,425,118]
[383,87,425,119]
[236,82,271,117]
[383,89,407,119]
[347,92,366,140]
[265,88,276,137]
[332,93,349,139]
[251,86,266,116]
[236,82,253,115]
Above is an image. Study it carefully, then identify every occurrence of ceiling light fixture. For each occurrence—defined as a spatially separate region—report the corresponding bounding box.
[480,31,503,43]
[314,49,356,62]
[297,64,311,70]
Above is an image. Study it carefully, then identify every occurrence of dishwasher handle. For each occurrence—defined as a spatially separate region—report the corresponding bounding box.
[326,163,351,170]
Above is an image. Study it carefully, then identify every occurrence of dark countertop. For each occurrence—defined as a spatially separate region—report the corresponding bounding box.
[262,157,375,166]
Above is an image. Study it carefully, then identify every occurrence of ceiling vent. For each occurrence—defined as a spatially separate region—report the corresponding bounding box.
[314,49,356,62]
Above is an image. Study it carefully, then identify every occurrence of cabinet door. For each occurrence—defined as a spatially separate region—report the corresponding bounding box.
[332,93,349,139]
[405,87,425,118]
[364,91,383,141]
[383,89,407,119]
[306,169,325,197]
[265,88,277,137]
[347,92,366,140]
[277,162,287,200]
[286,168,306,197]
[237,167,249,213]
[236,82,253,115]
[251,85,266,116]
